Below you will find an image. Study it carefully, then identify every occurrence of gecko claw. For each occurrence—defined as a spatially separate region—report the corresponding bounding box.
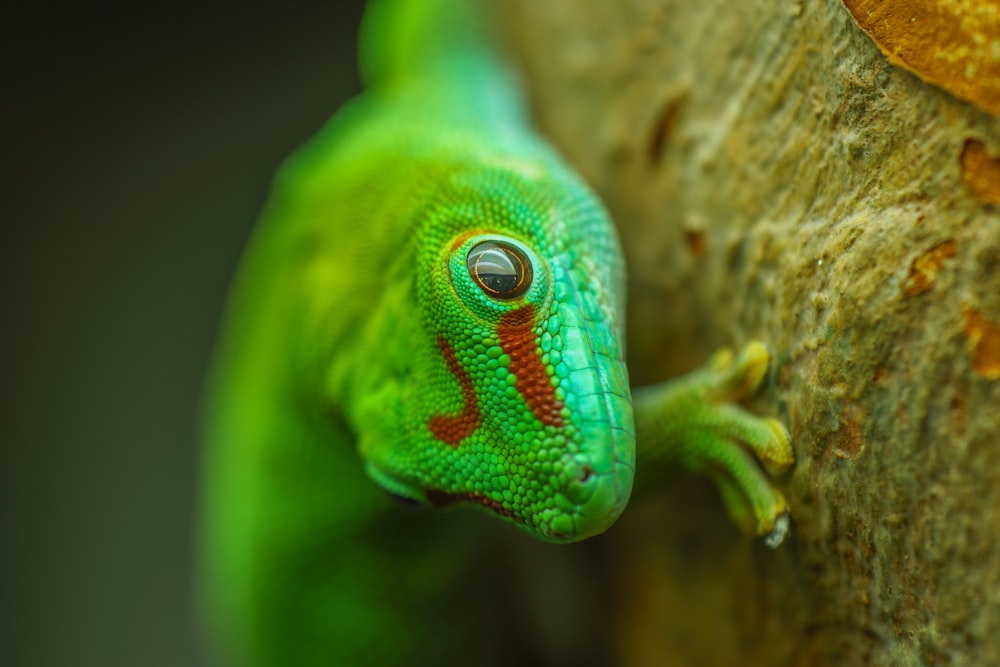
[763,509,790,549]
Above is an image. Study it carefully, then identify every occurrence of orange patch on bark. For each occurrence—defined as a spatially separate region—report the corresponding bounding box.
[905,240,957,296]
[498,305,564,427]
[960,139,1000,204]
[964,310,1000,379]
[841,0,1000,117]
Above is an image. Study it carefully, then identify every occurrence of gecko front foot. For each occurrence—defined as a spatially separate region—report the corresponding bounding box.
[633,341,795,546]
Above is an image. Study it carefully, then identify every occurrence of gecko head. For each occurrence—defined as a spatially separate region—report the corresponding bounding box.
[363,167,635,543]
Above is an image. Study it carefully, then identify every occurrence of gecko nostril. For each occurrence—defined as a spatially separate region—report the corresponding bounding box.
[579,464,594,483]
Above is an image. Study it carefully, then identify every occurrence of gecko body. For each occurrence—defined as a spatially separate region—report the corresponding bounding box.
[201,1,793,664]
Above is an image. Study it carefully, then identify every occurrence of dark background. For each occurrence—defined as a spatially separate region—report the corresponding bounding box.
[4,3,366,665]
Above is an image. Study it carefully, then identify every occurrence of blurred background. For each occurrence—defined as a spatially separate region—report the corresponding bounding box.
[5,2,365,664]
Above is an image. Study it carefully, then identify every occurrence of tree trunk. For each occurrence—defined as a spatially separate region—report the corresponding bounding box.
[500,1,1000,665]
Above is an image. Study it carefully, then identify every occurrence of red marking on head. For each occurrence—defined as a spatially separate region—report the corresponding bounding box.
[428,337,481,447]
[425,489,517,519]
[498,305,564,427]
[449,229,484,253]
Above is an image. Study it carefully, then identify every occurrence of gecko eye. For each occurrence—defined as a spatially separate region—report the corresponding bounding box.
[466,240,532,299]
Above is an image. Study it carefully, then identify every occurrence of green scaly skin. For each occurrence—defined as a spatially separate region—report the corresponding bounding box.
[199,0,795,664]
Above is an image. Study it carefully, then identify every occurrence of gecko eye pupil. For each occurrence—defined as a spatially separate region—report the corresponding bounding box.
[467,241,532,299]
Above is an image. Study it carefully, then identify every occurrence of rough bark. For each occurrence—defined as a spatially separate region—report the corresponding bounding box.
[500,1,1000,665]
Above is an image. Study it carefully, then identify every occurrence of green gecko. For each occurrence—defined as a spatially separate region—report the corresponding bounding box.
[199,0,795,665]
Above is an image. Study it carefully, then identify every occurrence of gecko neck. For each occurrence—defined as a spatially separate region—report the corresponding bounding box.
[360,0,527,130]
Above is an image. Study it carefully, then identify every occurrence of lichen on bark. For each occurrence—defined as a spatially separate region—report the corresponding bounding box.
[501,1,1000,665]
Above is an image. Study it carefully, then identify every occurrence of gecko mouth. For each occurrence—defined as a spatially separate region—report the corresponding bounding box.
[424,489,522,522]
